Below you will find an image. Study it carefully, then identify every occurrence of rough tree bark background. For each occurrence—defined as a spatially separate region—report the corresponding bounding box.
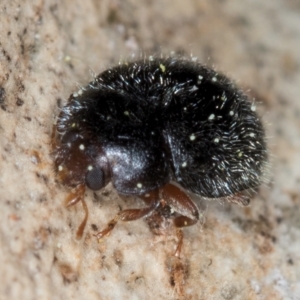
[1,1,300,299]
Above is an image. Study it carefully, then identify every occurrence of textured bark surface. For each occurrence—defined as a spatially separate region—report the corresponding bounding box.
[1,1,300,299]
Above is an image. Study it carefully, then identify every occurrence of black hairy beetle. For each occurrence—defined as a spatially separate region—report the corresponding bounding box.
[53,56,267,255]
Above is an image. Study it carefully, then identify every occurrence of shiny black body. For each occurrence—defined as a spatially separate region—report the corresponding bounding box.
[55,57,267,199]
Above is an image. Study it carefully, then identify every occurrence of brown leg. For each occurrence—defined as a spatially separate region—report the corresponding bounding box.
[51,124,58,149]
[174,228,184,257]
[64,184,88,240]
[160,183,199,257]
[95,189,160,240]
[160,183,199,226]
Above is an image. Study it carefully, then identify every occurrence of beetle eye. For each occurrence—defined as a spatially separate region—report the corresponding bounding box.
[85,166,104,190]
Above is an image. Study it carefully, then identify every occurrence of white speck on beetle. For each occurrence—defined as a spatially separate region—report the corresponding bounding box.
[78,89,83,96]
[159,64,166,72]
[197,75,203,84]
[229,111,234,116]
[208,114,215,120]
[189,134,196,141]
[251,104,256,112]
[214,137,220,143]
[181,162,187,168]
[87,165,93,171]
[58,165,63,171]
[237,151,243,157]
[79,144,85,150]
[73,92,78,98]
[212,77,217,82]
[124,111,129,116]
[137,183,143,188]
[249,132,255,138]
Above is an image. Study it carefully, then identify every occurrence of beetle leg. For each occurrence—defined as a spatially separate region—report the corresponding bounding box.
[160,183,199,226]
[64,184,88,239]
[160,183,199,257]
[51,124,58,149]
[95,189,160,240]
